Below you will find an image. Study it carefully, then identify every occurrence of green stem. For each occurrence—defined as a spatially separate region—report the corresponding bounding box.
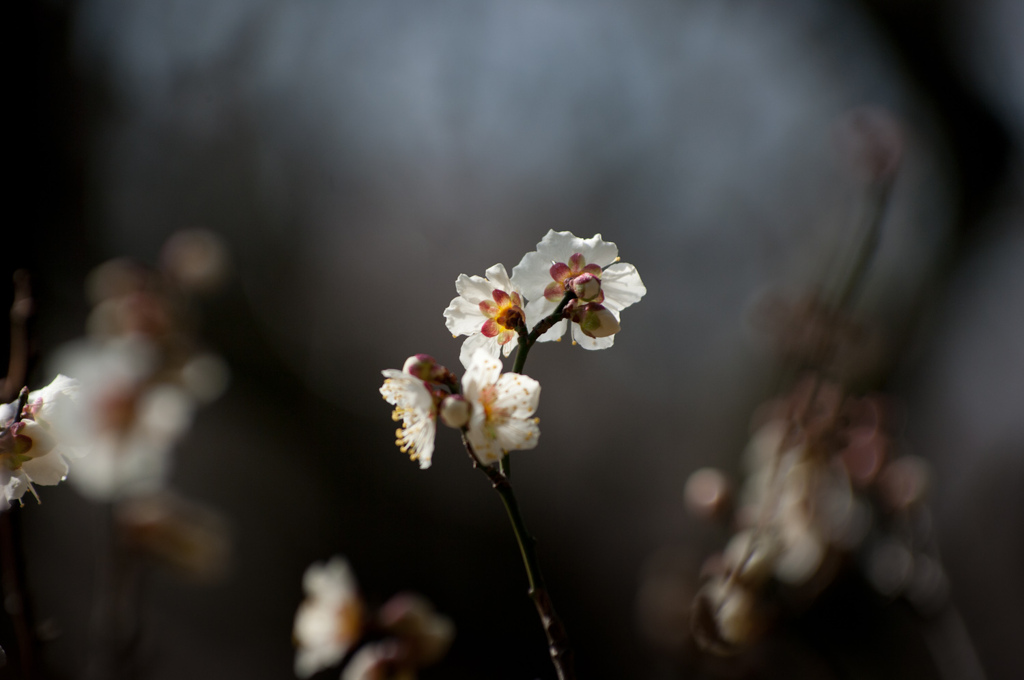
[463,437,575,680]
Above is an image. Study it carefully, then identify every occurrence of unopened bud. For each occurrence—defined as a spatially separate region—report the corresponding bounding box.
[439,395,471,428]
[403,354,438,379]
[402,354,457,388]
[570,273,601,302]
[691,577,759,653]
[160,229,229,294]
[684,467,732,520]
[723,530,780,586]
[578,304,620,338]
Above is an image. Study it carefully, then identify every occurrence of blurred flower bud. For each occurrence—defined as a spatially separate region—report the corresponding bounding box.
[160,229,229,294]
[86,259,148,305]
[378,593,455,666]
[878,456,930,511]
[181,353,231,403]
[840,429,887,487]
[691,577,759,653]
[569,273,601,302]
[833,106,904,184]
[684,467,732,520]
[723,529,780,586]
[439,395,471,429]
[774,528,825,586]
[402,354,435,378]
[865,537,913,597]
[116,492,231,582]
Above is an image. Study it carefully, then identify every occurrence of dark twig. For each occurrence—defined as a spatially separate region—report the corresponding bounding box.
[1,271,39,680]
[462,436,575,680]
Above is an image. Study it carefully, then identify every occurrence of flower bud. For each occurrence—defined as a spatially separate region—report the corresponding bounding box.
[723,529,780,586]
[439,395,471,428]
[379,593,455,666]
[160,229,229,294]
[402,354,457,389]
[403,354,438,379]
[577,304,620,338]
[684,467,732,520]
[691,577,760,653]
[570,273,601,302]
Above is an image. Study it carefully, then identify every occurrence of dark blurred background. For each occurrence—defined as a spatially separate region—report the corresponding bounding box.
[5,0,1022,678]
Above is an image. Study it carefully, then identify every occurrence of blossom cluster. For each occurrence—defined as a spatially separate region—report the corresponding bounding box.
[381,351,540,468]
[381,231,644,469]
[294,556,454,680]
[685,379,940,653]
[444,230,646,368]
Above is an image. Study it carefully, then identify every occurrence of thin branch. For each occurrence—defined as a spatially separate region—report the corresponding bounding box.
[462,436,575,680]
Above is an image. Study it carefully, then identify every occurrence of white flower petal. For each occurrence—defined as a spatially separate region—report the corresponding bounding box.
[28,374,80,407]
[444,295,487,336]
[511,250,560,301]
[3,470,31,503]
[466,422,504,465]
[483,263,513,290]
[600,262,647,312]
[0,401,17,424]
[537,230,618,268]
[452,273,495,304]
[494,373,541,419]
[19,421,56,458]
[496,415,541,452]
[461,351,503,401]
[572,322,617,350]
[458,332,500,370]
[20,452,69,486]
[463,353,541,464]
[380,372,436,468]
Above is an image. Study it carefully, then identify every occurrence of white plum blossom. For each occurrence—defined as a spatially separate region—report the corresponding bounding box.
[511,230,646,350]
[443,264,527,369]
[461,351,541,465]
[294,556,365,678]
[380,368,438,469]
[1,375,84,509]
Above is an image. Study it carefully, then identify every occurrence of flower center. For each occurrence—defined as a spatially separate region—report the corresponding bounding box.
[478,289,525,345]
[478,385,509,439]
[544,252,604,302]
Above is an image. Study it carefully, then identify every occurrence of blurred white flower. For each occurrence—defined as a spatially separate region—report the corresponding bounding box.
[51,338,195,501]
[1,375,83,509]
[443,264,526,369]
[380,367,438,469]
[461,351,540,465]
[511,230,646,349]
[294,557,365,678]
